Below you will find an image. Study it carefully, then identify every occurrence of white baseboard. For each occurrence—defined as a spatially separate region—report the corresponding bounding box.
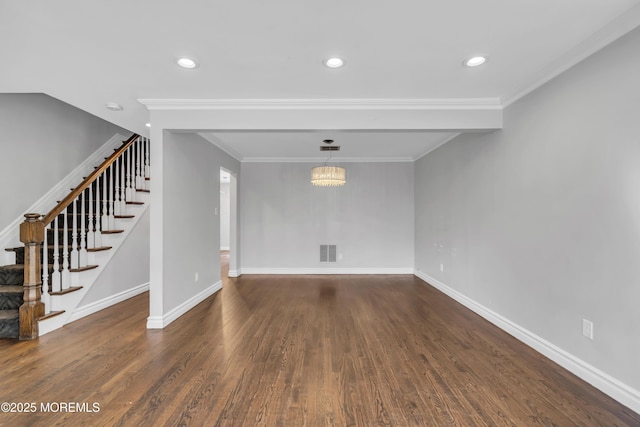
[67,282,150,323]
[146,281,222,329]
[240,267,414,275]
[227,269,240,278]
[413,269,640,415]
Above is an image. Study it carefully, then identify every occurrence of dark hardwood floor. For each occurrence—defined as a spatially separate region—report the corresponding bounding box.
[0,255,638,426]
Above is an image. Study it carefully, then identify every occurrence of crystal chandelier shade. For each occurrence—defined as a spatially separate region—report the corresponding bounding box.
[310,166,346,187]
[311,139,346,187]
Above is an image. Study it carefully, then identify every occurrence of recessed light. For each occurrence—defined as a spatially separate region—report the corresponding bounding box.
[177,57,199,69]
[145,123,151,128]
[464,56,487,67]
[105,102,123,111]
[324,57,345,68]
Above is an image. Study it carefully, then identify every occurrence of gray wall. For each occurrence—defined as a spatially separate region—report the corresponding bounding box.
[414,27,640,390]
[162,132,240,312]
[78,208,150,305]
[0,93,130,229]
[241,162,414,270]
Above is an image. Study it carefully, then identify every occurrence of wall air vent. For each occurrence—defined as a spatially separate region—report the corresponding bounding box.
[320,146,340,151]
[320,245,337,263]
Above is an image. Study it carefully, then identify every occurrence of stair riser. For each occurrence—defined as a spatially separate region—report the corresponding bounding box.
[0,317,19,339]
[0,269,23,286]
[0,293,22,310]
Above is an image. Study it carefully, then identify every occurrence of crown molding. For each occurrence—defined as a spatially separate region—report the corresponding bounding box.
[241,157,415,163]
[501,4,640,107]
[139,98,502,111]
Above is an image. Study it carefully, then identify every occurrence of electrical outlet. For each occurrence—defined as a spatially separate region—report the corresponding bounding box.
[440,263,444,272]
[582,319,594,340]
[195,272,199,282]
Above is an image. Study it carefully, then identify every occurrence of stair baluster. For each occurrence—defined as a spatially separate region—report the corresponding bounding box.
[135,137,142,190]
[120,154,127,213]
[114,156,121,216]
[108,165,115,230]
[127,143,135,202]
[61,209,70,290]
[125,145,132,201]
[144,136,150,189]
[95,177,103,247]
[51,216,61,293]
[101,170,109,232]
[70,199,79,269]
[87,184,95,250]
[79,189,88,267]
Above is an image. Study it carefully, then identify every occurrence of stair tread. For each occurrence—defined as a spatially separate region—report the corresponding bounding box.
[87,246,112,252]
[126,201,144,205]
[102,230,124,234]
[69,265,98,272]
[50,286,83,296]
[0,310,19,320]
[38,310,65,321]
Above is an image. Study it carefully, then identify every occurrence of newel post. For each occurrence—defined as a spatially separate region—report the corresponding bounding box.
[19,213,45,340]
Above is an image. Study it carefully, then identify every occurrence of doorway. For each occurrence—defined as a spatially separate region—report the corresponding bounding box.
[220,168,238,279]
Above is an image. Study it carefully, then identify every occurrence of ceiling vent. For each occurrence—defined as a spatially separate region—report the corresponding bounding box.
[320,146,340,151]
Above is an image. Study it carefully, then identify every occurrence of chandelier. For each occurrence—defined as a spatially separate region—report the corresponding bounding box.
[311,140,346,187]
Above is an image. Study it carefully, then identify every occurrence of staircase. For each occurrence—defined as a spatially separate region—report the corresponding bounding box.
[0,265,21,337]
[0,134,149,339]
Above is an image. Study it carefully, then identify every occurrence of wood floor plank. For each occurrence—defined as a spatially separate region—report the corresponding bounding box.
[0,265,638,426]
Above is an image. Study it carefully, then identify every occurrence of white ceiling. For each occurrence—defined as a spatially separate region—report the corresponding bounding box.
[2,1,639,160]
